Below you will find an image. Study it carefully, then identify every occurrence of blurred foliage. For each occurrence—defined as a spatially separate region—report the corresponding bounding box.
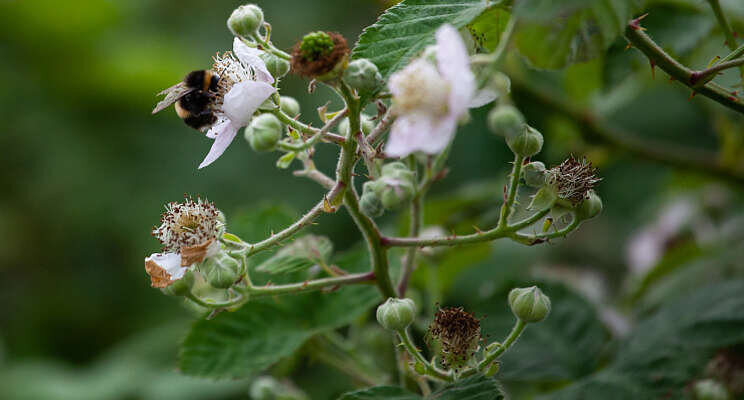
[2,0,744,399]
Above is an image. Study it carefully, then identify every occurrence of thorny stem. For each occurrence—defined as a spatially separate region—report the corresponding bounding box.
[511,215,580,245]
[272,108,346,147]
[398,175,422,297]
[397,328,453,382]
[693,58,744,86]
[469,319,526,375]
[240,272,376,297]
[498,154,524,229]
[511,78,744,185]
[625,18,744,114]
[367,109,395,145]
[276,108,348,151]
[705,0,744,81]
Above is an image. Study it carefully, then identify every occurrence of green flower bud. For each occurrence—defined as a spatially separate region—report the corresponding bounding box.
[343,58,383,94]
[161,270,195,297]
[576,190,602,220]
[360,181,384,218]
[508,286,551,323]
[522,161,547,188]
[376,297,416,331]
[260,51,290,79]
[377,162,417,210]
[338,115,374,136]
[227,4,264,37]
[487,105,525,138]
[201,253,241,289]
[506,125,543,157]
[246,114,282,152]
[693,379,730,400]
[279,96,301,118]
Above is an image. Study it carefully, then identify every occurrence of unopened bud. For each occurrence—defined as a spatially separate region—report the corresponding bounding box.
[260,52,290,79]
[246,114,282,152]
[522,161,547,188]
[227,4,264,37]
[508,286,551,323]
[378,162,416,210]
[280,96,301,117]
[201,253,241,289]
[161,270,195,297]
[360,181,384,218]
[376,297,416,331]
[576,190,602,220]
[487,105,525,139]
[343,58,383,94]
[338,115,374,136]
[506,125,543,157]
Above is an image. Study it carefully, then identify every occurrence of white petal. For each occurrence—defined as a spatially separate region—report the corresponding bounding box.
[468,88,498,108]
[146,252,186,280]
[385,113,455,157]
[435,24,475,116]
[198,121,240,169]
[233,37,274,84]
[222,81,276,127]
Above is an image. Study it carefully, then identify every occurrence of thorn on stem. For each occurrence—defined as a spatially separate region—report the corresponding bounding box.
[649,59,655,79]
[628,13,649,31]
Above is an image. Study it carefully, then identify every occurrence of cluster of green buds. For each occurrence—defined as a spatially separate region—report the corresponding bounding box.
[487,104,543,157]
[524,156,603,220]
[360,162,417,218]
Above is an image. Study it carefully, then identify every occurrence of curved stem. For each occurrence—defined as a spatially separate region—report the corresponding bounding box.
[477,319,526,372]
[706,0,744,80]
[510,215,580,245]
[186,292,246,309]
[397,328,453,382]
[241,271,376,297]
[272,108,346,148]
[398,188,422,297]
[498,154,525,229]
[625,19,744,114]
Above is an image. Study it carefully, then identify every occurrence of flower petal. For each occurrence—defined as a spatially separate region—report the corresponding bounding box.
[222,81,276,127]
[435,24,474,116]
[385,113,455,157]
[145,252,185,288]
[198,121,240,169]
[233,37,274,84]
[468,88,498,108]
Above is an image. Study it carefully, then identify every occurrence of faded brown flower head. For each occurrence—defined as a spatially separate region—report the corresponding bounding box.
[427,306,482,370]
[290,31,348,79]
[152,195,222,253]
[547,156,602,205]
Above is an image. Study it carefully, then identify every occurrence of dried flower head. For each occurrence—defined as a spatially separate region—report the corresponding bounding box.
[290,31,348,79]
[427,306,482,370]
[153,195,223,253]
[547,156,602,205]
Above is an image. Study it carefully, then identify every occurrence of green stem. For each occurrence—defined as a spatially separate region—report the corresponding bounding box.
[276,108,348,151]
[498,154,524,229]
[477,319,526,372]
[706,0,741,78]
[186,292,246,309]
[625,20,744,114]
[397,186,422,297]
[240,271,375,297]
[397,329,453,382]
[510,215,580,245]
[272,108,346,147]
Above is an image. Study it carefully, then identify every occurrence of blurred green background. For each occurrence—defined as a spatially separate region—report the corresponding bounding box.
[1,0,744,399]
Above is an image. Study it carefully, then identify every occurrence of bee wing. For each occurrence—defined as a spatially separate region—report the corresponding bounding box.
[152,82,191,114]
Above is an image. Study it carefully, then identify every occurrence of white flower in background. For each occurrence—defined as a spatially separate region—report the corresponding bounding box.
[144,196,223,287]
[199,37,276,168]
[385,24,477,158]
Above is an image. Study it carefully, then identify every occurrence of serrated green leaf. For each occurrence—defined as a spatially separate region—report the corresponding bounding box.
[337,375,504,400]
[430,374,505,399]
[539,280,744,399]
[338,386,420,400]
[256,235,333,275]
[467,6,510,51]
[513,0,639,69]
[352,0,490,79]
[179,247,380,379]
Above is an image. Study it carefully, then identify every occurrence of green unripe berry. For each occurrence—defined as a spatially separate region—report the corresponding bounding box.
[299,31,334,61]
[506,125,543,157]
[343,58,383,94]
[201,253,241,289]
[487,105,525,138]
[338,115,374,136]
[360,181,384,218]
[227,4,264,37]
[260,51,290,79]
[280,96,301,118]
[576,190,602,220]
[376,297,416,331]
[246,114,283,152]
[508,286,551,323]
[522,161,547,188]
[161,270,195,297]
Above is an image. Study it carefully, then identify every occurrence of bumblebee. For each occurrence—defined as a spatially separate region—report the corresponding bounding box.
[153,70,221,130]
